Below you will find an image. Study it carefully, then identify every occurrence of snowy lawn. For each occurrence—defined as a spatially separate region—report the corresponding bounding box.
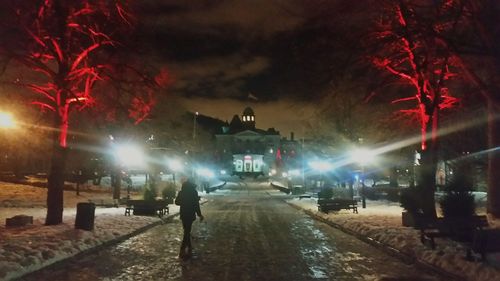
[288,198,500,281]
[0,181,179,280]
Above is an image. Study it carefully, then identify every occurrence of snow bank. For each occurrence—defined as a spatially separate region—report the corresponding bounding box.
[288,198,500,281]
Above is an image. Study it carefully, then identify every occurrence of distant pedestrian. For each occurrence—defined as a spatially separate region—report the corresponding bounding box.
[175,178,204,259]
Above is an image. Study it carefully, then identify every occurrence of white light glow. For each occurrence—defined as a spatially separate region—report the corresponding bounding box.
[309,160,332,172]
[350,148,376,165]
[197,168,214,178]
[114,144,145,167]
[0,112,16,129]
[168,159,183,172]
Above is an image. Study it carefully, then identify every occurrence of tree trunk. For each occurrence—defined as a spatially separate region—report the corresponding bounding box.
[419,149,437,218]
[45,103,69,225]
[45,145,67,225]
[418,108,439,219]
[111,167,121,200]
[487,97,500,217]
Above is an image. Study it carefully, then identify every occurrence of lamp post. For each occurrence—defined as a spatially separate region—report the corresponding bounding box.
[350,148,376,209]
[192,111,199,141]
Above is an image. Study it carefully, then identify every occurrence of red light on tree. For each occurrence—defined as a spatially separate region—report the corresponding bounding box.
[369,0,464,218]
[0,0,164,225]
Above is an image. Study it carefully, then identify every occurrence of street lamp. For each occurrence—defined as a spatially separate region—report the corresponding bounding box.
[0,111,16,129]
[308,160,332,189]
[350,148,376,209]
[112,143,146,199]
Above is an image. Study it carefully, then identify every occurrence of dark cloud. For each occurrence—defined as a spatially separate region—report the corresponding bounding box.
[134,0,307,101]
[168,54,270,98]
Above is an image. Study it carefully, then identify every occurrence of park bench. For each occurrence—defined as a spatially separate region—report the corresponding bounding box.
[124,199,169,217]
[317,198,358,213]
[417,215,489,250]
[468,228,500,261]
[298,194,312,200]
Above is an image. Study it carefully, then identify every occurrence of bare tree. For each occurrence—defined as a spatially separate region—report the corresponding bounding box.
[0,0,162,225]
[369,0,465,217]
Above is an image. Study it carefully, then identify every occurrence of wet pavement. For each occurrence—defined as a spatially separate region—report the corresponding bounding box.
[19,180,444,281]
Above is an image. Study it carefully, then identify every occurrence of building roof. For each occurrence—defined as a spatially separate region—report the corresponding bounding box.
[243,107,254,116]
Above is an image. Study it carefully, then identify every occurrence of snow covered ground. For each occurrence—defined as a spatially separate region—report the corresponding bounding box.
[287,197,500,281]
[0,180,178,280]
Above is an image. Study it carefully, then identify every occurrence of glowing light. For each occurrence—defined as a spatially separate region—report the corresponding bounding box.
[0,112,16,129]
[270,169,277,175]
[114,144,145,167]
[220,169,227,175]
[350,148,376,165]
[167,159,183,172]
[309,160,332,172]
[197,168,214,178]
[282,172,288,178]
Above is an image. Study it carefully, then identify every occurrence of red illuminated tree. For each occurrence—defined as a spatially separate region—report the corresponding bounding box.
[0,1,161,224]
[370,1,462,217]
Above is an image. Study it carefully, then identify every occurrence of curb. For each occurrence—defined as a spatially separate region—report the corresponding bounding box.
[270,182,291,194]
[286,202,466,281]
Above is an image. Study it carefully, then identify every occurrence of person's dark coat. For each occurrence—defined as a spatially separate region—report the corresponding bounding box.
[175,181,201,222]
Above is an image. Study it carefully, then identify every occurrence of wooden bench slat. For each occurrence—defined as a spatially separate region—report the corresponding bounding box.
[124,199,170,217]
[318,198,358,214]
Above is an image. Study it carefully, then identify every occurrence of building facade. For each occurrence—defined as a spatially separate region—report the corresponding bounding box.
[214,107,298,177]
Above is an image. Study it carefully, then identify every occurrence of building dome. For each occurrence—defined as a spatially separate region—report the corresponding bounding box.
[241,107,255,129]
[243,107,254,116]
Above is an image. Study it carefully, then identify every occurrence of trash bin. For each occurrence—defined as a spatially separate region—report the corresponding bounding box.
[75,202,96,231]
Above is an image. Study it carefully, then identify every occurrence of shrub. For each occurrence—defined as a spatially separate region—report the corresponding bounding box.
[318,187,334,199]
[363,187,380,200]
[162,182,177,200]
[440,192,475,217]
[331,188,351,199]
[439,162,476,218]
[384,188,400,202]
[400,186,422,215]
[143,182,158,202]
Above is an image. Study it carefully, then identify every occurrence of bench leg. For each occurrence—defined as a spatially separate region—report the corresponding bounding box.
[419,233,437,249]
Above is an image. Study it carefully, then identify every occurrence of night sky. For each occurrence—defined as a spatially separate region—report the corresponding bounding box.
[131,0,368,136]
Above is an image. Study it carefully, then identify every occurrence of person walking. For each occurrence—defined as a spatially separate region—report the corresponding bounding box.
[175,178,204,259]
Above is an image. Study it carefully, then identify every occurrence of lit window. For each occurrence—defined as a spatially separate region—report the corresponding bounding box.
[251,116,254,121]
[243,116,246,121]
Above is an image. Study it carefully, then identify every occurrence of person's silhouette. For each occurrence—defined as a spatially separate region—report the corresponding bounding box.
[175,178,204,258]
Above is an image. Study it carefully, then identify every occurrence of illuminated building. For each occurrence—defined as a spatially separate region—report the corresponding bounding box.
[215,107,298,178]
